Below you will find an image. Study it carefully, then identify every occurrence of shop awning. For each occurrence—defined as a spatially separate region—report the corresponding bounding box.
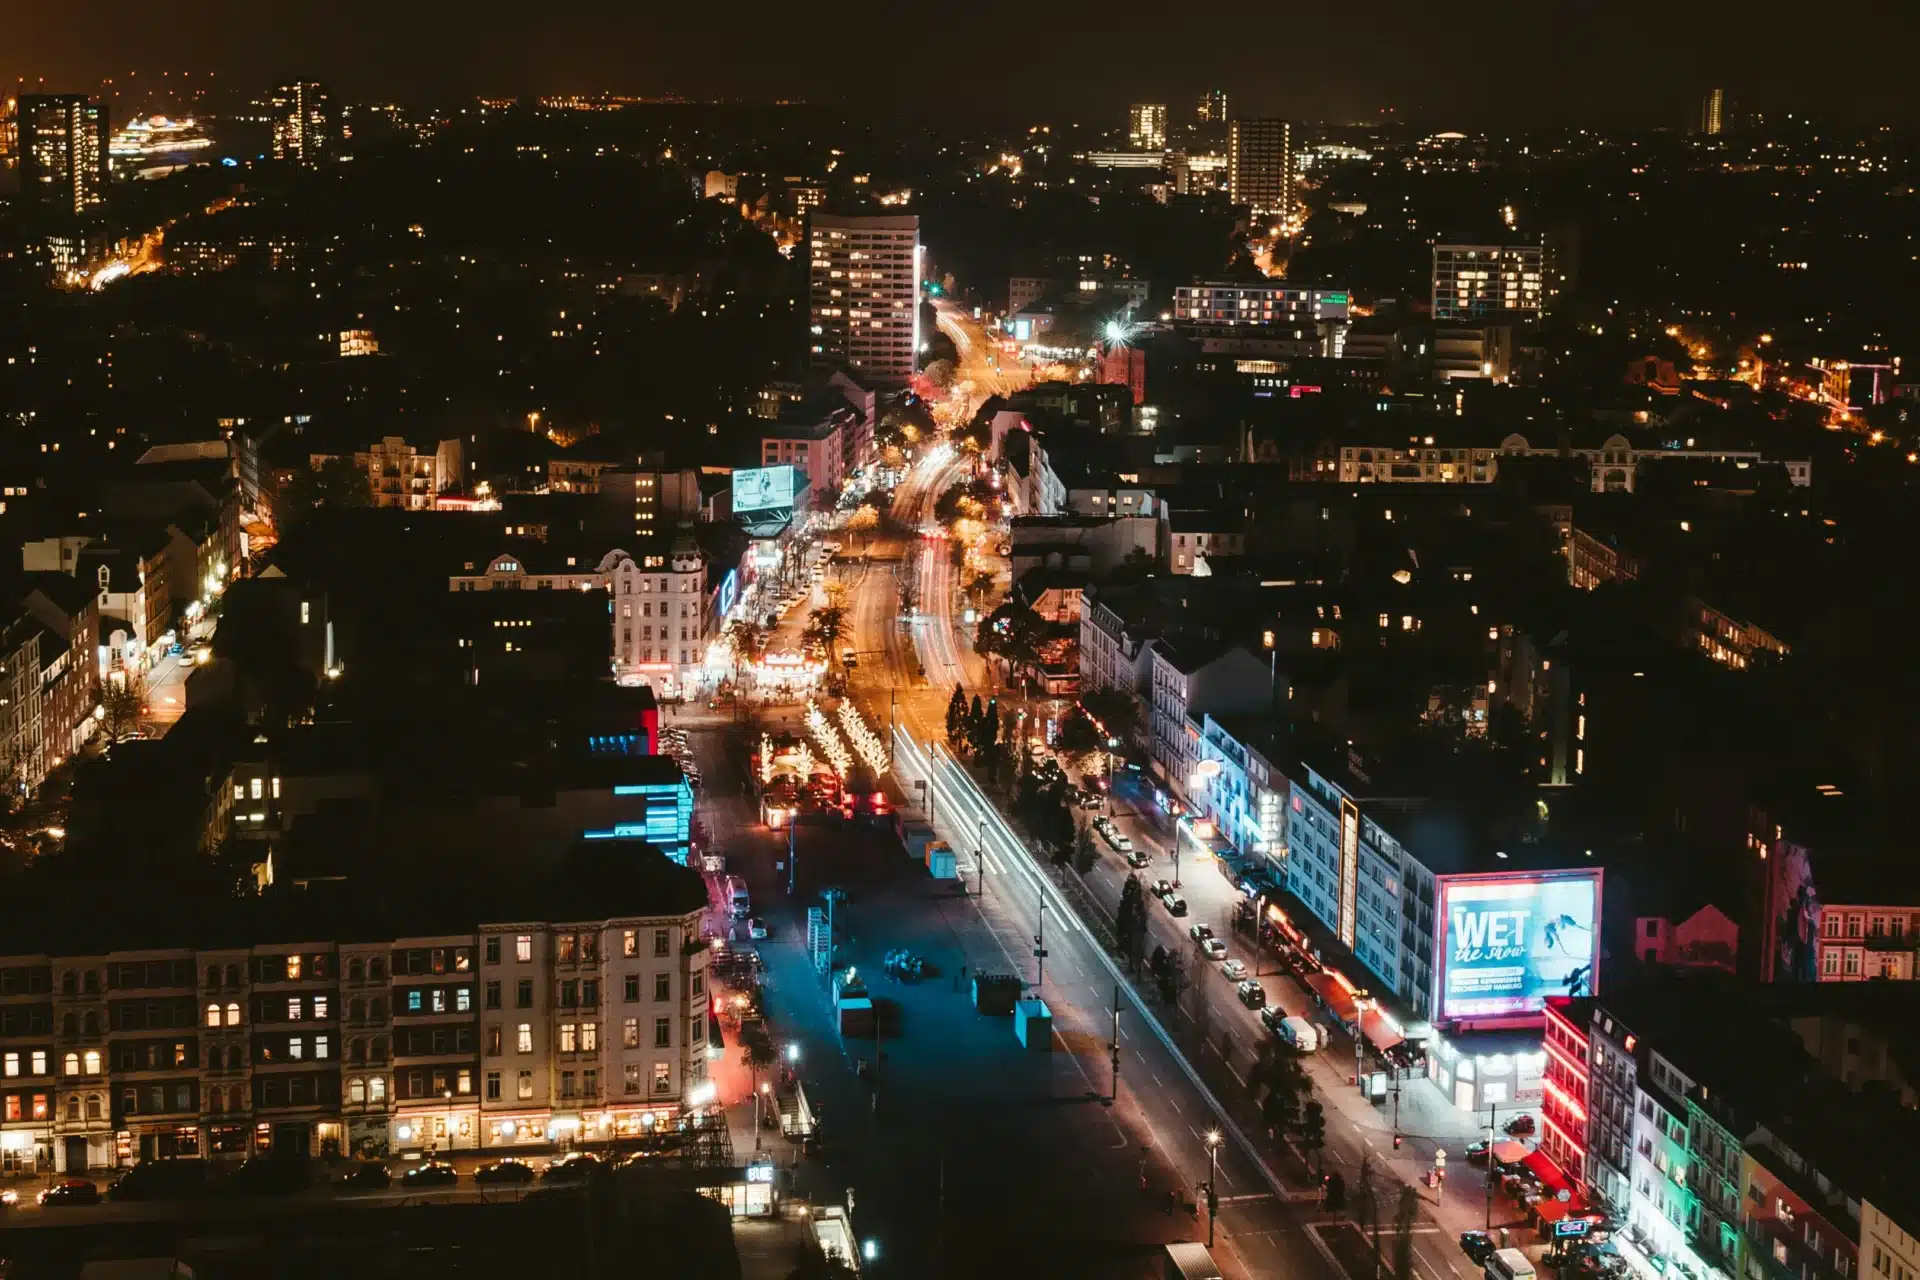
[1535,1196,1577,1224]
[1361,1008,1405,1053]
[1522,1147,1577,1198]
[1492,1139,1530,1165]
[1305,971,1358,1024]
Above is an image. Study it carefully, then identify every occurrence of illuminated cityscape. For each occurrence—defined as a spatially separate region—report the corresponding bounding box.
[0,19,1917,1279]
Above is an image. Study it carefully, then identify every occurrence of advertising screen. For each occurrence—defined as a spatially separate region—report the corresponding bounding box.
[733,466,796,515]
[1436,871,1601,1020]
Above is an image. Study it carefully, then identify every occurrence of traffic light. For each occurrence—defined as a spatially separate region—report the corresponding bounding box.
[1393,1133,1403,1150]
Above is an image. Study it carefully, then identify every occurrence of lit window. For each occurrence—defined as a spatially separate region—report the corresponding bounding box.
[288,1038,304,1060]
[287,997,303,1021]
[515,935,532,962]
[315,1035,330,1060]
[313,996,329,1019]
[83,1051,99,1074]
[286,955,303,981]
[517,1024,533,1054]
[559,1023,577,1053]
[207,1003,221,1028]
[226,1003,240,1026]
[250,778,263,800]
[369,1076,386,1102]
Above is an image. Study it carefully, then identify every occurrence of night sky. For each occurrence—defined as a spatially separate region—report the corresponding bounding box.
[9,0,1919,127]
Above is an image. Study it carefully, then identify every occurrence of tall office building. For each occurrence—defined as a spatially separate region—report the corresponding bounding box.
[1127,103,1168,151]
[17,95,109,218]
[1227,118,1293,221]
[0,96,16,171]
[807,212,922,388]
[1694,88,1734,136]
[270,81,331,165]
[1196,89,1228,125]
[1431,241,1546,320]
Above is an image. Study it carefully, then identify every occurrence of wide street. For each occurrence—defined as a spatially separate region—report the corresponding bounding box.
[811,444,1533,1277]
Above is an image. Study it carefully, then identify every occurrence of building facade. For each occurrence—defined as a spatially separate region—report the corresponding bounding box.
[18,95,108,218]
[269,82,330,165]
[0,911,707,1173]
[1227,118,1293,221]
[1540,996,1590,1184]
[807,212,921,388]
[1127,104,1168,151]
[1173,282,1349,329]
[1432,242,1545,321]
[449,542,711,696]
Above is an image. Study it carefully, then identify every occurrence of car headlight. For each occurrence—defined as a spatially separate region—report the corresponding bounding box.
[0,1188,17,1204]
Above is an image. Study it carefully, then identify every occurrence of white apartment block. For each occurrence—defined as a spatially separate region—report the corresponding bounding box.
[808,213,921,388]
[450,543,709,696]
[1431,243,1544,321]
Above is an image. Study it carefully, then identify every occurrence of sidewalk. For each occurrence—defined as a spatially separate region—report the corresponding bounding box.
[1097,769,1555,1267]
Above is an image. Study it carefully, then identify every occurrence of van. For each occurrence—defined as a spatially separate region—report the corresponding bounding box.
[1486,1247,1537,1280]
[729,877,752,921]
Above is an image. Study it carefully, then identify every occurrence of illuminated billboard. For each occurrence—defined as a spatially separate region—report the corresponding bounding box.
[733,465,796,516]
[1435,871,1601,1021]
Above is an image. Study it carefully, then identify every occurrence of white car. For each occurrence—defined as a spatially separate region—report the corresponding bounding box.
[748,918,769,940]
[1221,958,1248,981]
[1200,938,1229,961]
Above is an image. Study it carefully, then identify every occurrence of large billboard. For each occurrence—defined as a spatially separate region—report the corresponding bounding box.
[733,465,796,516]
[1436,871,1601,1021]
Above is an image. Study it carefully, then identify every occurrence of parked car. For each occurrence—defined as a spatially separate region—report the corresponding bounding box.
[474,1159,537,1185]
[1505,1113,1536,1137]
[227,1158,312,1196]
[1221,958,1249,981]
[1150,879,1174,897]
[401,1162,459,1188]
[1236,979,1268,1008]
[1124,849,1151,868]
[1260,1006,1289,1035]
[1188,923,1214,943]
[1200,937,1228,961]
[1459,1231,1497,1265]
[1465,1139,1492,1165]
[748,918,770,940]
[542,1154,603,1183]
[37,1180,100,1207]
[1076,790,1103,811]
[109,1158,209,1201]
[1160,892,1188,917]
[337,1164,392,1190]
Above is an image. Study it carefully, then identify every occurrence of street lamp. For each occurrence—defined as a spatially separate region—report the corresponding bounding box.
[1204,1129,1224,1248]
[1263,629,1277,704]
[755,1081,772,1152]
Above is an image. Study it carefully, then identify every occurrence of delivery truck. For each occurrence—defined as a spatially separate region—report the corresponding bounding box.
[1279,1015,1321,1052]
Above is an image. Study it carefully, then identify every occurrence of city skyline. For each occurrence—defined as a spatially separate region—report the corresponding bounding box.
[5,1,1919,127]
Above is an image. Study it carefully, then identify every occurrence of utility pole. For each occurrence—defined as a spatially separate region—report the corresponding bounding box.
[976,817,986,898]
[1485,1101,1495,1231]
[1035,897,1048,994]
[1109,986,1121,1102]
[1172,818,1184,889]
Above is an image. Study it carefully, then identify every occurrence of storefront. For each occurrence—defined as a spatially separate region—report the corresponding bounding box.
[696,1159,778,1218]
[1427,1031,1546,1115]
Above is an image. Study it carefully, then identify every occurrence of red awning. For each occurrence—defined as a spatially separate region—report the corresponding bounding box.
[1535,1197,1576,1224]
[1521,1147,1578,1200]
[1304,971,1357,1024]
[1361,1008,1404,1052]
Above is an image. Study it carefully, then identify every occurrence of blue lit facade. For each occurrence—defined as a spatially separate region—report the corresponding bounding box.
[584,778,694,864]
[1282,761,1439,1020]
